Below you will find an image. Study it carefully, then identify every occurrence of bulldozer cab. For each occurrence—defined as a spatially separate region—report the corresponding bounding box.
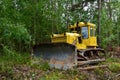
[69,22,97,49]
[69,22,96,38]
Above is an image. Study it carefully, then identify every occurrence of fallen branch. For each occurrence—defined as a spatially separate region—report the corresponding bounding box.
[108,73,120,80]
[78,65,107,71]
[77,58,105,66]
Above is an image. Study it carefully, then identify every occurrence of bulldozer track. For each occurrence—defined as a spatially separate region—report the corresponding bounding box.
[75,49,106,70]
[77,48,106,61]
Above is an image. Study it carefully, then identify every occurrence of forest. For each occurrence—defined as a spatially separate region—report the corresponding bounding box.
[0,0,120,80]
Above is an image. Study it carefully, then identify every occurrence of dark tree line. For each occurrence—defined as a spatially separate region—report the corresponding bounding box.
[0,0,119,53]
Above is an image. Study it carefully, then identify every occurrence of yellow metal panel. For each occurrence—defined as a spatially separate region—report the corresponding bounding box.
[76,43,86,50]
[78,22,86,27]
[51,36,67,43]
[51,22,97,50]
[69,22,96,29]
[87,22,96,27]
[88,37,97,46]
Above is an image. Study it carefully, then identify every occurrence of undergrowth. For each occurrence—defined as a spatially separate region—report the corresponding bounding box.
[0,46,30,72]
[0,48,120,80]
[0,52,30,65]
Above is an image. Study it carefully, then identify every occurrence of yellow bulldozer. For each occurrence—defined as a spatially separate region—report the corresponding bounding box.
[33,22,105,69]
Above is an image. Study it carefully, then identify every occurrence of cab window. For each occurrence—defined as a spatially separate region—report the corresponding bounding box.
[90,27,95,36]
[82,27,88,39]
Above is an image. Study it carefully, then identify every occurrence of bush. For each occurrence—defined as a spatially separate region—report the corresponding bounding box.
[0,19,31,52]
[0,46,30,65]
[108,63,120,73]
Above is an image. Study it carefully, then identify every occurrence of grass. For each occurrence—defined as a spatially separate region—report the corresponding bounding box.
[108,62,120,72]
[103,57,120,73]
[0,46,31,78]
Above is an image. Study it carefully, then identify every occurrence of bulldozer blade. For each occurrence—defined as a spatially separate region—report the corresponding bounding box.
[33,43,77,70]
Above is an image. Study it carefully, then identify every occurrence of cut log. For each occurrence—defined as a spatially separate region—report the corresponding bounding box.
[77,58,105,66]
[78,65,107,71]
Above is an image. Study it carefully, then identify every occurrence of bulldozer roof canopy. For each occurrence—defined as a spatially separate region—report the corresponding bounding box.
[69,22,96,29]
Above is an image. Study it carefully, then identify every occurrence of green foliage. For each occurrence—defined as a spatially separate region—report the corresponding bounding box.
[0,46,30,77]
[94,68,104,76]
[3,23,31,43]
[106,58,120,63]
[0,22,31,51]
[100,1,120,48]
[43,72,60,80]
[108,63,120,73]
[31,57,50,71]
[0,0,32,52]
[0,48,31,79]
[0,0,119,51]
[0,46,30,65]
[102,57,120,73]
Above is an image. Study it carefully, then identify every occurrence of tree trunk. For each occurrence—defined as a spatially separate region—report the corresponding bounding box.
[108,0,112,19]
[97,0,101,46]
